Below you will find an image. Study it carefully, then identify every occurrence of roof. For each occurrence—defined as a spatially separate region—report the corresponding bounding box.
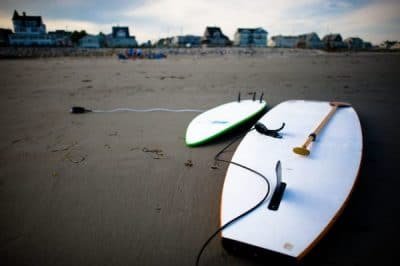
[205,26,222,35]
[298,32,320,41]
[344,37,363,42]
[237,27,267,34]
[322,33,342,42]
[48,30,72,36]
[12,10,43,25]
[176,35,201,38]
[81,34,100,40]
[204,26,229,40]
[271,35,298,40]
[112,26,130,38]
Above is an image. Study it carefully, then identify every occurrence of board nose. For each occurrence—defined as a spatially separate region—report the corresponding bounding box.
[329,101,351,107]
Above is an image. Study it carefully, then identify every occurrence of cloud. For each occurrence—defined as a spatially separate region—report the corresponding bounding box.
[334,1,399,30]
[0,0,399,43]
[45,19,109,35]
[125,0,325,38]
[0,0,145,24]
[314,0,400,43]
[0,10,12,29]
[123,0,378,40]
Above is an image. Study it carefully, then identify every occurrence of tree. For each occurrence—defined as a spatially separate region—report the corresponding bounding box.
[98,32,106,47]
[70,30,88,45]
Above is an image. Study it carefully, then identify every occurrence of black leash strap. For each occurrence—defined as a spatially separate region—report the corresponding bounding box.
[195,128,272,266]
[255,122,285,138]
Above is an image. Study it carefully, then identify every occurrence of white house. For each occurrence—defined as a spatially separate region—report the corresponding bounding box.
[106,26,137,48]
[9,10,54,46]
[234,28,268,47]
[79,35,101,48]
[322,34,347,49]
[155,37,173,48]
[48,30,72,46]
[270,35,299,48]
[172,35,201,47]
[297,32,324,49]
[344,37,364,50]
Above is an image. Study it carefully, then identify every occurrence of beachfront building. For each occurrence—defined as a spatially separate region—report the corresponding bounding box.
[380,40,397,49]
[363,42,372,49]
[48,30,72,46]
[9,10,54,46]
[322,33,346,49]
[202,27,231,47]
[234,28,268,47]
[344,37,364,50]
[270,35,299,48]
[140,40,152,48]
[390,42,400,50]
[297,32,324,49]
[79,35,101,48]
[106,26,137,48]
[172,35,201,47]
[155,37,173,48]
[0,28,13,46]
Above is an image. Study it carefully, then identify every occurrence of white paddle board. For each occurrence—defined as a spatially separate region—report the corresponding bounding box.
[185,99,267,147]
[220,100,362,259]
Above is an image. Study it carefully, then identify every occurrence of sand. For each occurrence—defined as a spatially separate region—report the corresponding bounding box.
[0,52,399,266]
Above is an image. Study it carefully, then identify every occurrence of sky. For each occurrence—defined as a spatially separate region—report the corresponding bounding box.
[0,0,399,44]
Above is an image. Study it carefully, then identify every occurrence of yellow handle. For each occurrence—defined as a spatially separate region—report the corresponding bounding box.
[293,102,350,156]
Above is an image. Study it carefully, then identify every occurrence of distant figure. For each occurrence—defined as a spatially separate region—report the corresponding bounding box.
[118,53,127,60]
[126,48,134,57]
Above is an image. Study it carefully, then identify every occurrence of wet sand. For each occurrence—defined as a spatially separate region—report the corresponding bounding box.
[0,52,399,266]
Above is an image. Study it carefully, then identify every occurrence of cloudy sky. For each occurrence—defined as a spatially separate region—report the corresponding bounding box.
[0,0,399,44]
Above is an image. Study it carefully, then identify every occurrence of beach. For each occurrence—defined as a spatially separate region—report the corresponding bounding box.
[0,51,399,266]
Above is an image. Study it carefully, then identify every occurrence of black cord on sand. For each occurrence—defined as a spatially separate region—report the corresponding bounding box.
[195,128,271,266]
[70,106,204,114]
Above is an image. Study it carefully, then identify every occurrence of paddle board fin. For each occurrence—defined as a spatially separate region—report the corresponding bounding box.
[259,92,264,103]
[268,161,286,211]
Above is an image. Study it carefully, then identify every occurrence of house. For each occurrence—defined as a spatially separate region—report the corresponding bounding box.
[202,27,231,47]
[79,35,101,48]
[297,32,324,49]
[234,28,268,47]
[172,35,201,47]
[106,26,137,48]
[155,37,173,48]
[48,30,72,46]
[270,35,299,48]
[9,10,54,46]
[390,42,400,50]
[363,42,372,49]
[380,40,397,49]
[0,28,13,46]
[322,33,346,49]
[140,40,152,48]
[344,37,364,50]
